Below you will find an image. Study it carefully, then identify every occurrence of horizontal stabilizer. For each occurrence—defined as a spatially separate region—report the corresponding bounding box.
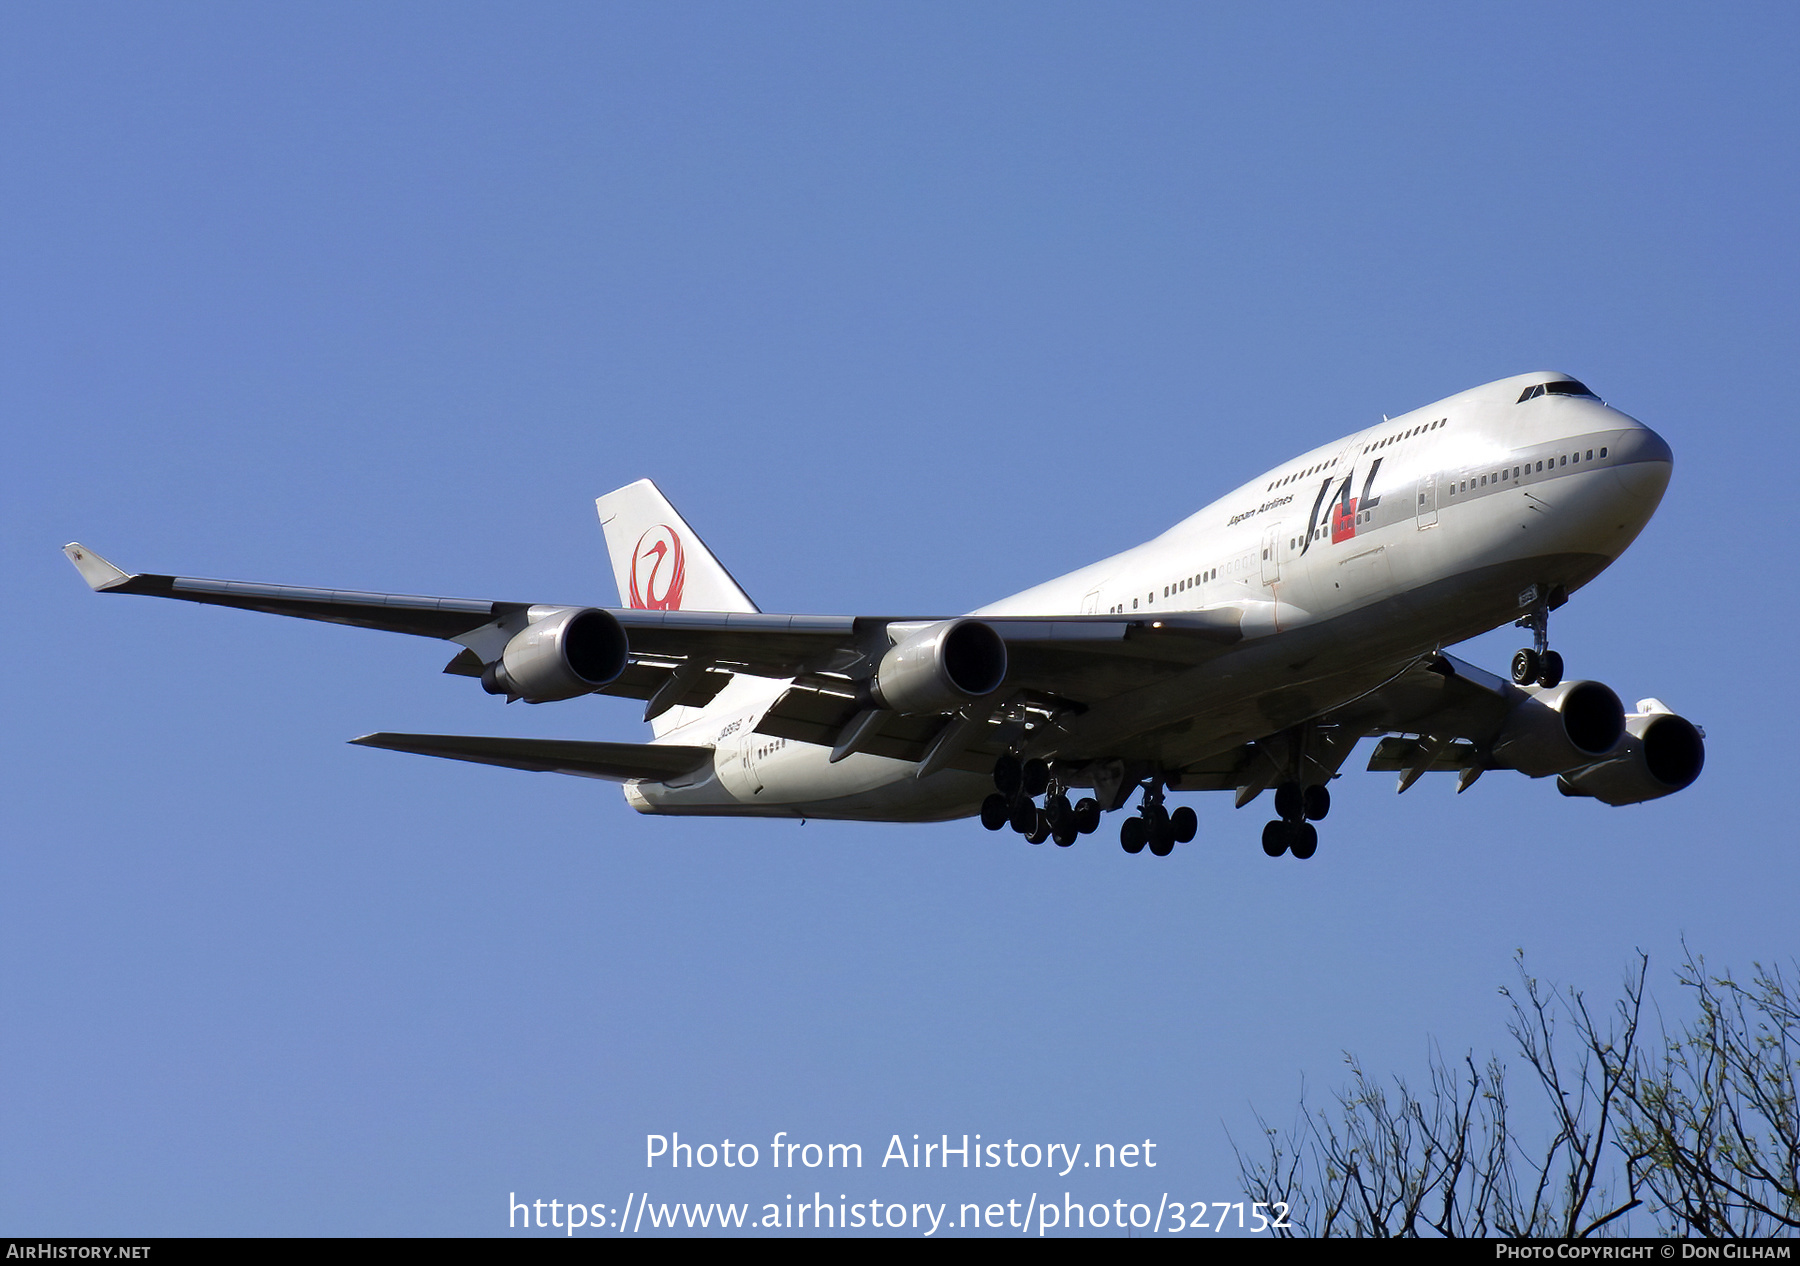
[350,732,713,783]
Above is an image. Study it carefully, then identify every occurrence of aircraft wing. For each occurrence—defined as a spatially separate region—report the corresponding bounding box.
[1241,650,1624,798]
[350,733,713,782]
[62,543,861,696]
[1332,650,1516,737]
[65,542,856,673]
[1328,649,1673,799]
[64,544,1245,725]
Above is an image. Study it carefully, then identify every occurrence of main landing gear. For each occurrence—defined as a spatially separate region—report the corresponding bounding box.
[1261,781,1327,859]
[981,755,1100,847]
[980,758,1211,860]
[983,755,1339,861]
[1118,779,1196,858]
[1511,588,1567,688]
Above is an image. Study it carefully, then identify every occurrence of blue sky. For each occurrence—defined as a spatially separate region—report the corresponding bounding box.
[4,2,1795,1236]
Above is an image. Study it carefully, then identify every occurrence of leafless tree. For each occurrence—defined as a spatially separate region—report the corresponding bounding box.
[1619,950,1799,1236]
[1236,948,1798,1237]
[1236,952,1646,1237]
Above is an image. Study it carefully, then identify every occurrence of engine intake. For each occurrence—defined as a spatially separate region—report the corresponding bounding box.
[1557,706,1706,805]
[872,619,1008,715]
[1488,679,1625,778]
[481,607,628,703]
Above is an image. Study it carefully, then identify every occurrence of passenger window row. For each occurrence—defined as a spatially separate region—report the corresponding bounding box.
[1110,424,1620,612]
[1264,418,1452,492]
[1359,416,1447,457]
[1446,446,1608,497]
[1267,457,1340,493]
[1109,567,1220,614]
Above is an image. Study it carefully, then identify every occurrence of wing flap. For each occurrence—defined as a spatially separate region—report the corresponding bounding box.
[752,683,1064,774]
[349,732,713,782]
[1170,744,1258,792]
[751,687,950,764]
[1365,736,1481,772]
[591,662,732,710]
[613,611,858,676]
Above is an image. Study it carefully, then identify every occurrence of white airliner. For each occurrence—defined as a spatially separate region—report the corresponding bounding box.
[65,371,1703,859]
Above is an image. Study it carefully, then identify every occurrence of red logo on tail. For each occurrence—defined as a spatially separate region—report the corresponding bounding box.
[629,526,687,610]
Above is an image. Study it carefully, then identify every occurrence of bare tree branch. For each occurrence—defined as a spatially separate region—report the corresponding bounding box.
[1239,949,1796,1237]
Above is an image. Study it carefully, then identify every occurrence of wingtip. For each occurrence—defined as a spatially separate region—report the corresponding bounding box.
[63,542,131,591]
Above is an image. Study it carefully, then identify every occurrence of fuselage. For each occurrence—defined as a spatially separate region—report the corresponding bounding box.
[627,372,1673,821]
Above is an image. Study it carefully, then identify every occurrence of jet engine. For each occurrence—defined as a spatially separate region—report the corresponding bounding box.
[1557,702,1706,805]
[871,619,1008,715]
[1488,679,1626,778]
[480,606,629,703]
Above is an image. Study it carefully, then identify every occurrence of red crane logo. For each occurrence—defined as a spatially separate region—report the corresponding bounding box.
[629,525,687,610]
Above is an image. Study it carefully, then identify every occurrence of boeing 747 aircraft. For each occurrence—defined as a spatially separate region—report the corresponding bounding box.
[65,371,1703,859]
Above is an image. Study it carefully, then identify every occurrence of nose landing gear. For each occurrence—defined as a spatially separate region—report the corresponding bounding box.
[1511,587,1567,688]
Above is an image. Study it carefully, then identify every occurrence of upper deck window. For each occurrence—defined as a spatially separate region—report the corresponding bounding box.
[1517,379,1599,403]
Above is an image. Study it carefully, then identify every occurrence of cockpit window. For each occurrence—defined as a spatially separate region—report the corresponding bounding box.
[1545,379,1596,397]
[1517,379,1599,403]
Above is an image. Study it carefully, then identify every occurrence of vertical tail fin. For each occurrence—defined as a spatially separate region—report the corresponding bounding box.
[595,479,759,615]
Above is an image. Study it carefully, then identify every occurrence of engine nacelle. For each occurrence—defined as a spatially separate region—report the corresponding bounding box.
[1557,704,1706,805]
[1488,679,1625,778]
[481,606,629,703]
[871,619,1008,715]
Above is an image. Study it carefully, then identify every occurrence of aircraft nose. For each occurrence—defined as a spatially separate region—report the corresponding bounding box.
[1607,421,1673,513]
[1613,422,1673,469]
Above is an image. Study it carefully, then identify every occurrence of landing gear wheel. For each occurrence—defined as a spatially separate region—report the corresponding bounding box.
[1052,823,1077,847]
[1009,798,1037,835]
[1145,804,1174,855]
[1512,648,1540,685]
[1170,805,1197,843]
[1044,793,1072,836]
[993,754,1021,798]
[1274,781,1303,822]
[1261,820,1289,857]
[1143,804,1170,850]
[1537,650,1564,688]
[1290,822,1318,860]
[1073,798,1101,835]
[1120,816,1147,854]
[980,794,1010,831]
[1303,784,1330,821]
[1025,811,1051,845]
[1022,759,1051,797]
